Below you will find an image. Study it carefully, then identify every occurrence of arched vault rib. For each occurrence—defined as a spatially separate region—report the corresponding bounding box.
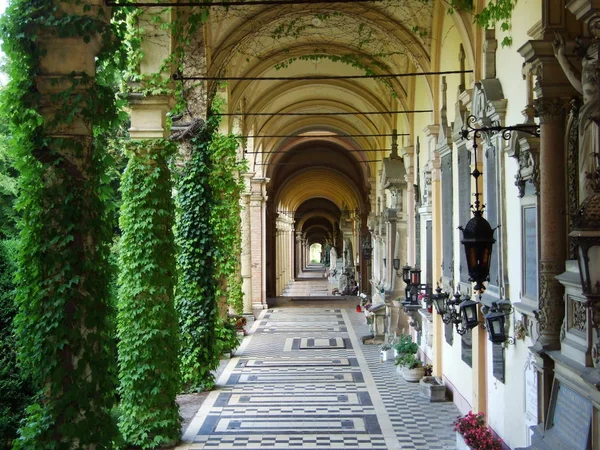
[275,169,362,212]
[231,76,405,122]
[297,211,338,231]
[207,3,433,79]
[243,99,395,147]
[227,44,409,107]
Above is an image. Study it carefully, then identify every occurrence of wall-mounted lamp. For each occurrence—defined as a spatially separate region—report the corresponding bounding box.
[433,288,478,335]
[483,301,515,345]
[459,114,538,293]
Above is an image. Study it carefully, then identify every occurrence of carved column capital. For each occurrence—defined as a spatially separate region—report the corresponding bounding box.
[534,97,569,123]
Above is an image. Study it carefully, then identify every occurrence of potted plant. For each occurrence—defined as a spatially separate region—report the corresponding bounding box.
[396,353,425,382]
[393,334,418,356]
[453,411,502,450]
[394,334,424,382]
[380,342,392,361]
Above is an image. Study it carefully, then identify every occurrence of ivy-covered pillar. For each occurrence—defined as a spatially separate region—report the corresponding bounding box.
[4,0,118,446]
[117,95,181,448]
[241,173,254,315]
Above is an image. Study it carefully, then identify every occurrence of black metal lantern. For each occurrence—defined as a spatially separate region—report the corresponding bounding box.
[383,258,386,267]
[410,267,421,286]
[431,285,449,316]
[460,211,496,293]
[402,264,411,284]
[393,258,400,271]
[484,305,507,344]
[459,296,480,330]
[570,192,600,300]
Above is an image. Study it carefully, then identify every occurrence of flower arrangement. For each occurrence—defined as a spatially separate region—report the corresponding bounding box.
[423,364,433,376]
[453,412,502,450]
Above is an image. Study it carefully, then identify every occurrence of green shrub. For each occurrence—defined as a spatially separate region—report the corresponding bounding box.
[0,239,32,448]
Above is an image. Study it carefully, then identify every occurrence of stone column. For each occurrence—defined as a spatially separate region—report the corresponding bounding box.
[250,178,269,309]
[532,98,568,351]
[275,227,282,295]
[240,173,254,315]
[519,34,578,423]
[296,232,302,277]
[384,211,398,292]
[18,2,117,443]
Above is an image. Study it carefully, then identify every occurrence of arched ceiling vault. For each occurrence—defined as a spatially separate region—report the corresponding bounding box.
[231,76,404,124]
[207,3,434,76]
[297,211,338,230]
[276,169,361,212]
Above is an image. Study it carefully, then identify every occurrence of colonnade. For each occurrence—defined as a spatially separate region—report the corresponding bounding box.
[275,214,295,296]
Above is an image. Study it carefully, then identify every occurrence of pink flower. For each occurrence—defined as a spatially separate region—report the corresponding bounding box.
[453,412,502,450]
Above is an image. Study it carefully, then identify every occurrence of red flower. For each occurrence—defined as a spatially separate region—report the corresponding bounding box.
[453,412,502,450]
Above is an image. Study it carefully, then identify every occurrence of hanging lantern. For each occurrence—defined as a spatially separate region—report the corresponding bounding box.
[393,258,401,271]
[410,267,421,285]
[402,264,411,284]
[383,258,387,267]
[484,306,507,344]
[460,210,496,292]
[459,296,480,330]
[431,285,449,317]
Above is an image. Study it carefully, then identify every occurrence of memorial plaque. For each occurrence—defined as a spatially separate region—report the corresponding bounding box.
[461,330,472,367]
[426,220,433,286]
[485,145,500,287]
[441,153,453,278]
[524,354,538,425]
[522,205,538,299]
[492,343,504,383]
[458,145,471,283]
[545,382,592,450]
[444,321,453,346]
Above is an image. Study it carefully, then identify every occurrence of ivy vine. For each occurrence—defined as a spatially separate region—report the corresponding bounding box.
[117,139,181,448]
[175,123,219,393]
[175,106,246,392]
[0,0,125,447]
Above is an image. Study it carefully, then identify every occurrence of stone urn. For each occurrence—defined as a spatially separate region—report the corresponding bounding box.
[418,376,447,402]
[402,366,425,382]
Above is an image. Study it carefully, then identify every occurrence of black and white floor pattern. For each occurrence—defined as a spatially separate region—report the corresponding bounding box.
[179,306,458,449]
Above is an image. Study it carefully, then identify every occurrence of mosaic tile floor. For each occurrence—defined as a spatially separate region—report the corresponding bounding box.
[179,303,459,449]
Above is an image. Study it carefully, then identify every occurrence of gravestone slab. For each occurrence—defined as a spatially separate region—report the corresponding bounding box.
[544,382,592,450]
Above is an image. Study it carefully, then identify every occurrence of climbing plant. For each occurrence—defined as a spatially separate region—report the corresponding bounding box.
[0,0,126,447]
[117,139,181,448]
[175,122,219,392]
[210,130,246,316]
[175,105,246,392]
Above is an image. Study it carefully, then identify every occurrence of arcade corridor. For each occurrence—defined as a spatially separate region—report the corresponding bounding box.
[178,282,459,449]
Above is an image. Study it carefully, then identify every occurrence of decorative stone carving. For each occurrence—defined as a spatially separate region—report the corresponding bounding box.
[423,170,432,205]
[507,131,540,197]
[536,260,566,349]
[572,299,587,332]
[553,32,600,201]
[567,99,582,259]
[534,97,568,123]
[470,80,507,128]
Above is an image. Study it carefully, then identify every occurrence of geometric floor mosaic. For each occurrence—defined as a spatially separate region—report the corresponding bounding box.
[179,304,458,449]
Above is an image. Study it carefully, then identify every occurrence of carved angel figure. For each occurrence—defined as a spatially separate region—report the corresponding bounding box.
[553,32,599,201]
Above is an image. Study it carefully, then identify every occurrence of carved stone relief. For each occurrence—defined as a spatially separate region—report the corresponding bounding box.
[507,132,540,198]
